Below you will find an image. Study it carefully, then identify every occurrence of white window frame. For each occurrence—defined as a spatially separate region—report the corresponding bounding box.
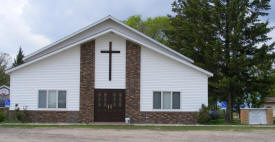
[38,90,67,110]
[153,91,181,110]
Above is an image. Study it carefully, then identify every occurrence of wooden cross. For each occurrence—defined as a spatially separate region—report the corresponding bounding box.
[101,42,120,81]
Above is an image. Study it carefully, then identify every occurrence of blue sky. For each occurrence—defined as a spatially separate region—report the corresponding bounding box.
[0,0,274,58]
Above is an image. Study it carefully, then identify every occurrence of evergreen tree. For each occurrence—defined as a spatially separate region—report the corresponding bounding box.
[268,70,275,97]
[13,47,24,67]
[167,0,275,121]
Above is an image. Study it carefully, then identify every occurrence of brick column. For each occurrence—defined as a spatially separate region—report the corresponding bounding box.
[240,109,249,125]
[80,40,95,123]
[266,109,273,125]
[125,40,141,123]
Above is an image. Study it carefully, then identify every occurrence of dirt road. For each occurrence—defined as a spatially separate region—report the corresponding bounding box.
[0,127,274,142]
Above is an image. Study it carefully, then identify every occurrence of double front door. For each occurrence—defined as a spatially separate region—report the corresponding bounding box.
[94,89,125,122]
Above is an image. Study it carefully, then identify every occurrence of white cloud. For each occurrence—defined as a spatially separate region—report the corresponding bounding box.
[0,0,274,59]
[21,0,173,41]
[0,0,51,57]
[0,0,173,58]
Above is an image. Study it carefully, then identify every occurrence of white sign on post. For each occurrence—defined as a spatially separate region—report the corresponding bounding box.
[249,109,267,124]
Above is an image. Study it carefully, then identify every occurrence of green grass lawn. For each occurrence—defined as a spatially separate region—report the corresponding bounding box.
[207,118,241,125]
[0,124,274,131]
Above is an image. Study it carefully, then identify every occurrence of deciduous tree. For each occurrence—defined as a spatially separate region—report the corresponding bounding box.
[124,15,171,45]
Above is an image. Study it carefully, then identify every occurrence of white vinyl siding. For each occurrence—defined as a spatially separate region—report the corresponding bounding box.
[141,47,208,112]
[95,33,126,89]
[10,47,80,111]
[9,31,209,113]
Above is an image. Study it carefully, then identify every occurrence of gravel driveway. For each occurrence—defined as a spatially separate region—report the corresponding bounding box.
[0,127,274,142]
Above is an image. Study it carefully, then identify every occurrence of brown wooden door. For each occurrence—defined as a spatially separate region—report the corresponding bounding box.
[94,89,125,122]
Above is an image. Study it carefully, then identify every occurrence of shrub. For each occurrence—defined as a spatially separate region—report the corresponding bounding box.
[218,109,226,119]
[197,104,211,124]
[15,104,20,121]
[0,114,4,122]
[209,111,220,120]
[20,109,29,123]
[14,104,29,123]
[208,119,224,124]
[0,109,7,122]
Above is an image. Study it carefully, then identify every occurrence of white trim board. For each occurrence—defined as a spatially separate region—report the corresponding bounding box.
[0,85,10,89]
[6,29,113,74]
[23,15,193,63]
[6,28,213,77]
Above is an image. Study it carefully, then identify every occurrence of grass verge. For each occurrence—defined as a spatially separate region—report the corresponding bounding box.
[0,124,275,131]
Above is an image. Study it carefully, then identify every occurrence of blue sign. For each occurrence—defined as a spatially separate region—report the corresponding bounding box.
[5,99,10,107]
[221,101,227,109]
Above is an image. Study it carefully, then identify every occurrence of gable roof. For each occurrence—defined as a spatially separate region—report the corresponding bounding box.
[6,15,213,77]
[0,85,9,90]
[264,97,275,103]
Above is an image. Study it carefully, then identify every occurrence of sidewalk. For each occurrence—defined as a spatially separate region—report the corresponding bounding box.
[1,122,275,127]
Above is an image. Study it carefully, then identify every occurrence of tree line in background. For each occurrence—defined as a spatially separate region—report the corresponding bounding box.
[0,52,10,86]
[0,47,24,86]
[124,0,275,121]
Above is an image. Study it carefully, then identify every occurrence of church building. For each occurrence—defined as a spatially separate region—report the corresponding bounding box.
[6,16,213,123]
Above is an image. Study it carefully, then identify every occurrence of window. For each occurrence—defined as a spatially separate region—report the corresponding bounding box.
[48,90,57,108]
[153,92,161,109]
[38,90,47,108]
[58,91,67,108]
[172,92,180,109]
[163,92,171,109]
[153,91,180,110]
[38,90,66,109]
